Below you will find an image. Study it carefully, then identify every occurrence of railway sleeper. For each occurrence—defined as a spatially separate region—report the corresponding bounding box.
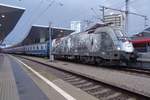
[70,80,88,85]
[76,82,94,88]
[91,89,110,95]
[82,85,101,91]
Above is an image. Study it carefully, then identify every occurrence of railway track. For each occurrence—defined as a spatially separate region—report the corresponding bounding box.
[44,57,150,77]
[55,59,150,77]
[119,67,150,76]
[16,56,149,100]
[105,64,150,78]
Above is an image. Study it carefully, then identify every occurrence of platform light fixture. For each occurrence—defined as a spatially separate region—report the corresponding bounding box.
[48,0,63,62]
[1,14,5,18]
[60,30,63,33]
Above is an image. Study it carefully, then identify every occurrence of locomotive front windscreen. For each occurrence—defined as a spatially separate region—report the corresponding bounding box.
[114,30,127,41]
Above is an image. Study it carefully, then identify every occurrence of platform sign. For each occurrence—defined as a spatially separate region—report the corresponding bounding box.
[104,14,123,29]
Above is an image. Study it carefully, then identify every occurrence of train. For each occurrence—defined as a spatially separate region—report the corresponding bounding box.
[4,23,138,65]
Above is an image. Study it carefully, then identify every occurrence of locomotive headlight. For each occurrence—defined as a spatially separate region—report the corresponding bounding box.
[122,41,134,53]
[117,46,121,50]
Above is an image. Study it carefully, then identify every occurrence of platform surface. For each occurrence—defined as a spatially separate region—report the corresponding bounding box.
[0,53,99,100]
[0,53,49,100]
[0,54,19,100]
[20,55,150,97]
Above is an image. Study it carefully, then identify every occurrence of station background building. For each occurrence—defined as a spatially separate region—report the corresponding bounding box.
[70,21,81,33]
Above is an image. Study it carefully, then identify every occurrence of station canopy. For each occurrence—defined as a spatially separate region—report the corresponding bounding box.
[21,25,75,45]
[0,4,25,44]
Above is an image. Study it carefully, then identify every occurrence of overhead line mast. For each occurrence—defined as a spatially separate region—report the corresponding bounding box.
[99,0,148,35]
[125,0,129,34]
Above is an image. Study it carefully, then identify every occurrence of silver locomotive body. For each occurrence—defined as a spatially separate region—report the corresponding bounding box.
[52,26,137,65]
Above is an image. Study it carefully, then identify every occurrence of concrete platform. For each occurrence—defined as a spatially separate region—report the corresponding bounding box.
[17,56,98,100]
[2,54,99,100]
[0,53,49,100]
[0,54,19,100]
[19,55,150,98]
[0,54,101,100]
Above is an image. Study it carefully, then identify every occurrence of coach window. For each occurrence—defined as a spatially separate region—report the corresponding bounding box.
[43,45,45,49]
[37,46,39,50]
[41,46,43,50]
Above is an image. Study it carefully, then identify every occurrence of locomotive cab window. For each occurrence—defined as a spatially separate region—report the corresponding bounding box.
[37,46,39,50]
[41,46,43,50]
[101,32,114,50]
[114,30,127,41]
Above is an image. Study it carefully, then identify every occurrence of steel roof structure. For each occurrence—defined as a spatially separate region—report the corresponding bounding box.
[0,3,25,43]
[21,25,74,45]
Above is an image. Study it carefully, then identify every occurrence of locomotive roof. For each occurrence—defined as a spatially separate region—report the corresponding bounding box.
[86,23,113,31]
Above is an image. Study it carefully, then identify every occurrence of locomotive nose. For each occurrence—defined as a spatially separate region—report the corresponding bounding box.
[121,41,134,53]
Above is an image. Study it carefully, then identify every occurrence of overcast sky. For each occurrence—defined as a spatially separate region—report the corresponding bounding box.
[0,0,150,45]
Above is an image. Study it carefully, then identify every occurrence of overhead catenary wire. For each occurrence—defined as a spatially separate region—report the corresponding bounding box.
[91,8,102,21]
[6,0,45,45]
[17,0,62,45]
[7,0,54,45]
[99,0,148,34]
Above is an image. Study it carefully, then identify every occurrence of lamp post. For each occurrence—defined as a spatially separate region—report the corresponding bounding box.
[125,0,129,34]
[47,1,63,62]
[0,14,5,46]
[49,22,54,61]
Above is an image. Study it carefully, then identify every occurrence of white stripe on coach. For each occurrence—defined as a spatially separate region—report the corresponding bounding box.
[12,56,76,100]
